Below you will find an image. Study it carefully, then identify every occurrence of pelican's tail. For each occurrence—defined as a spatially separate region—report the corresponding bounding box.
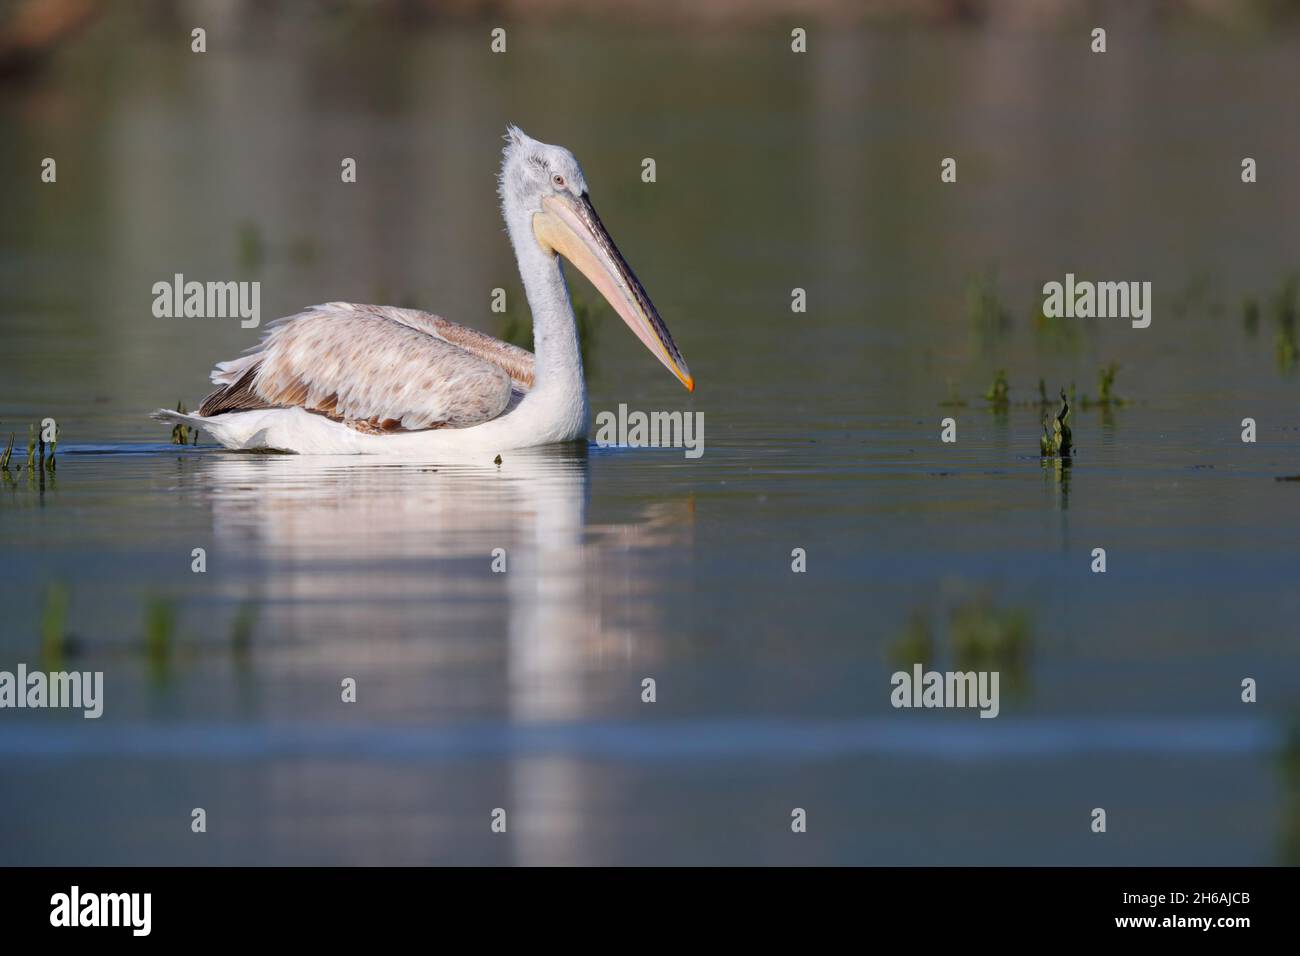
[149,406,329,452]
[150,408,207,429]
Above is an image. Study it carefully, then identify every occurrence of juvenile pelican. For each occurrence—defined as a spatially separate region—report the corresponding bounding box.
[153,126,692,456]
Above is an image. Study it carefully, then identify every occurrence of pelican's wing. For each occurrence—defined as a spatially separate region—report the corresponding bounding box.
[199,302,535,431]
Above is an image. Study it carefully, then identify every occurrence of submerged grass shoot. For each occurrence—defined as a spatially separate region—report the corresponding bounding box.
[984,369,1010,410]
[40,582,71,668]
[45,422,58,472]
[1273,273,1298,373]
[1081,363,1125,408]
[144,596,177,679]
[890,598,1034,700]
[171,401,192,446]
[2,421,58,482]
[888,611,933,669]
[951,599,1032,697]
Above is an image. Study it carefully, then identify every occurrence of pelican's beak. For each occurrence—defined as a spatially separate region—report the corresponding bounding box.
[533,192,693,391]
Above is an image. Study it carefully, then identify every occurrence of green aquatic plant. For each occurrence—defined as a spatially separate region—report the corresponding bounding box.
[1082,363,1125,408]
[1276,330,1297,372]
[1043,453,1072,510]
[888,610,933,669]
[2,422,58,474]
[44,422,57,472]
[40,582,71,668]
[1099,363,1117,404]
[1056,389,1072,456]
[951,598,1032,697]
[171,401,193,446]
[144,597,176,679]
[891,594,1035,704]
[1272,274,1298,374]
[1239,275,1298,373]
[1039,388,1072,457]
[984,369,1010,409]
[891,597,1034,701]
[1272,273,1298,327]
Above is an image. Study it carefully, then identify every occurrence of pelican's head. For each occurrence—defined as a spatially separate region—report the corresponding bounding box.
[499,125,693,391]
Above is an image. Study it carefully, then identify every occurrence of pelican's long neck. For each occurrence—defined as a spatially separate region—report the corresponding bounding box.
[503,198,586,402]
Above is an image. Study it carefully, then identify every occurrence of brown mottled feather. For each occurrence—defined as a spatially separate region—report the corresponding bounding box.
[200,303,535,432]
[199,365,269,416]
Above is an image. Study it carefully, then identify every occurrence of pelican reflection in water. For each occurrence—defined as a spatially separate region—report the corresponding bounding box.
[154,127,693,457]
[191,447,695,863]
[196,448,693,711]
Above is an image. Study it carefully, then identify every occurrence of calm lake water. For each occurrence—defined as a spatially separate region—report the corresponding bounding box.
[1,15,1299,864]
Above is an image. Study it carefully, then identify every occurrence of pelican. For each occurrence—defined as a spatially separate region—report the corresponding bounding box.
[152,126,693,456]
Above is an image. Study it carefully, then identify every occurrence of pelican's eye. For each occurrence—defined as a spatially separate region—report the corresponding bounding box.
[552,173,566,189]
